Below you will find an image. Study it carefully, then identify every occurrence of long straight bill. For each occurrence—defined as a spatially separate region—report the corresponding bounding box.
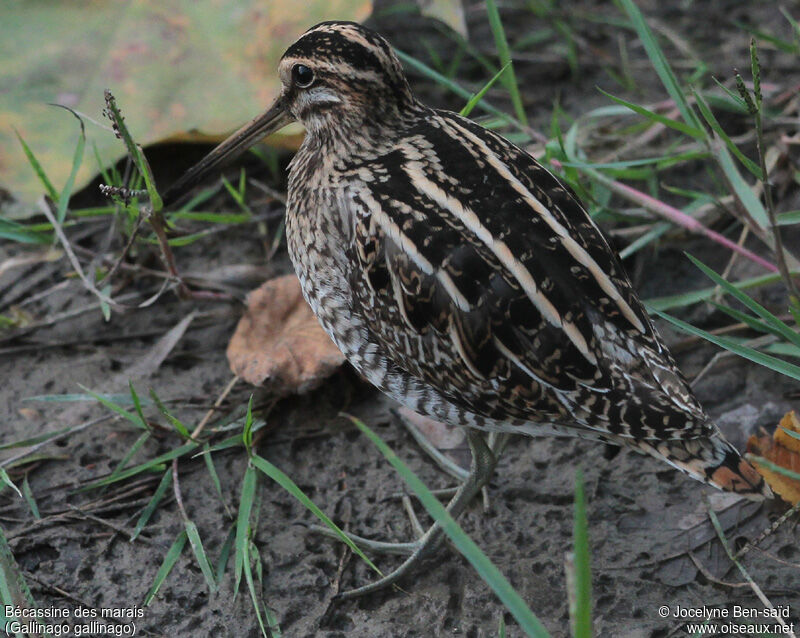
[162,95,293,207]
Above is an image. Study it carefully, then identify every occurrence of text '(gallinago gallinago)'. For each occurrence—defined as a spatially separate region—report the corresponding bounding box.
[162,21,771,597]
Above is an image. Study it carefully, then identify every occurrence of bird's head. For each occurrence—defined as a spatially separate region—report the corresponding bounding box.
[162,22,416,206]
[278,21,416,135]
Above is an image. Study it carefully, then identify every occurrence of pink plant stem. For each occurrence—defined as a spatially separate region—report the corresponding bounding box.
[552,160,779,273]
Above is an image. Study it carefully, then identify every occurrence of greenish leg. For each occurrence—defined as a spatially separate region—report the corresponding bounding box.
[332,429,506,599]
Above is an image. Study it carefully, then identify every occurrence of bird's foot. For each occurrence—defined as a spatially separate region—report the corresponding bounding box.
[310,430,507,598]
[309,524,421,556]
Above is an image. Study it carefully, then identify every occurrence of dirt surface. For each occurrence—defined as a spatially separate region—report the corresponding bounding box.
[2,1,799,637]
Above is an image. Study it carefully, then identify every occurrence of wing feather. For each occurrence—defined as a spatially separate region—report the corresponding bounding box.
[342,110,710,440]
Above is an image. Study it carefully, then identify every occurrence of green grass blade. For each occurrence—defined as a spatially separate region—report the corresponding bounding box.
[250,454,383,577]
[348,417,550,638]
[131,469,172,541]
[692,90,762,180]
[711,302,776,337]
[0,524,40,638]
[242,540,268,638]
[0,425,83,451]
[149,390,191,439]
[0,223,50,244]
[765,341,800,359]
[215,524,236,586]
[711,78,751,114]
[645,271,790,311]
[234,464,256,597]
[242,395,255,451]
[616,0,702,130]
[92,141,114,188]
[619,221,672,260]
[81,442,198,490]
[184,521,218,593]
[24,392,147,404]
[485,0,528,125]
[461,62,510,117]
[103,90,162,211]
[0,471,21,498]
[56,119,86,224]
[79,385,147,430]
[747,455,800,481]
[732,20,800,54]
[571,471,591,638]
[394,49,522,131]
[202,443,225,501]
[714,141,769,231]
[686,253,800,348]
[598,89,703,139]
[21,476,40,520]
[13,130,58,202]
[654,311,800,381]
[776,211,800,226]
[780,7,800,45]
[129,382,149,432]
[106,431,151,491]
[779,426,800,441]
[170,211,250,224]
[144,530,187,605]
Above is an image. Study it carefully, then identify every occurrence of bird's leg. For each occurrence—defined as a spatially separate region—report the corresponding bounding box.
[482,432,510,510]
[331,429,499,599]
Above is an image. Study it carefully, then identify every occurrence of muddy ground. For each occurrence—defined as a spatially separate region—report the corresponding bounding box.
[2,1,799,636]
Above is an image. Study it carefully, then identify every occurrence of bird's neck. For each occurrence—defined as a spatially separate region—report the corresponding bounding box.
[300,100,426,155]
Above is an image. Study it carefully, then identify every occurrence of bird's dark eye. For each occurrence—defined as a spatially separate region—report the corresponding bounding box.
[292,64,315,88]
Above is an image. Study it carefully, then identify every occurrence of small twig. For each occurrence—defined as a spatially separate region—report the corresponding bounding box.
[0,415,112,469]
[706,504,796,638]
[719,225,748,283]
[66,505,157,547]
[172,459,188,522]
[690,333,777,387]
[39,198,120,309]
[331,497,352,596]
[0,290,148,344]
[687,552,748,588]
[97,211,147,287]
[190,375,240,441]
[401,495,425,538]
[743,543,800,569]
[733,499,800,561]
[148,211,191,299]
[249,178,287,205]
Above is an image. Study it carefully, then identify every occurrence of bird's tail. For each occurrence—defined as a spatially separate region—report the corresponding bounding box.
[637,435,773,500]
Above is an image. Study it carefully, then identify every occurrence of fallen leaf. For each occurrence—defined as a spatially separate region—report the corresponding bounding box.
[227,275,345,393]
[747,411,800,505]
[417,0,468,38]
[775,411,800,453]
[2,0,371,204]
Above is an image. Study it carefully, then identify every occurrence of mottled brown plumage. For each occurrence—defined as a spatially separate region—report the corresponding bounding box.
[163,20,771,595]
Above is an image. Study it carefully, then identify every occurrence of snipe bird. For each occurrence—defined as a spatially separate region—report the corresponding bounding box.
[162,21,771,596]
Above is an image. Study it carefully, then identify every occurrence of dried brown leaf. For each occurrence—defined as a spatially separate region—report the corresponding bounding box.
[227,275,344,394]
[747,411,800,505]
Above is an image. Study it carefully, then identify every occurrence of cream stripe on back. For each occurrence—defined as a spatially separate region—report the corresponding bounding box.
[443,118,646,335]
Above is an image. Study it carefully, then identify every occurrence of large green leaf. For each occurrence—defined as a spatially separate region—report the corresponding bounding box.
[1,1,371,205]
